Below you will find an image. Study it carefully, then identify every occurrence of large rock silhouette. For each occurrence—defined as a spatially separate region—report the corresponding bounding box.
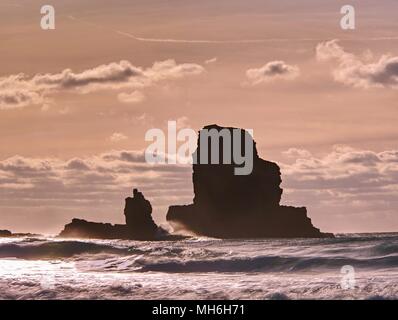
[167,124,333,238]
[124,189,159,239]
[0,230,12,237]
[59,189,180,240]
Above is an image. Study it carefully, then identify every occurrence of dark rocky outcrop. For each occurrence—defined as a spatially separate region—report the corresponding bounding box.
[59,219,130,240]
[0,230,12,237]
[167,124,333,238]
[124,189,159,239]
[0,230,40,238]
[59,189,185,240]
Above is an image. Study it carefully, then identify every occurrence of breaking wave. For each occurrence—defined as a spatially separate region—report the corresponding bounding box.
[1,233,398,299]
[1,234,398,273]
[133,255,398,273]
[0,240,132,259]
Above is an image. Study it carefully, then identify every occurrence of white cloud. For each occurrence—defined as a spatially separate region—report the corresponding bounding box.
[117,90,146,104]
[205,57,217,64]
[0,150,192,211]
[176,116,190,130]
[282,148,312,159]
[109,132,128,142]
[144,60,205,82]
[1,145,398,232]
[316,39,398,89]
[0,89,43,110]
[246,61,300,85]
[0,60,204,110]
[279,145,398,229]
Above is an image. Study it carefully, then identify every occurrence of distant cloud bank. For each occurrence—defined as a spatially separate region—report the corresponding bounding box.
[246,61,300,85]
[0,60,204,110]
[317,39,398,89]
[1,145,398,232]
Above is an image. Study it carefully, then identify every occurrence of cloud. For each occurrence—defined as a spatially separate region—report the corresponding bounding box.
[279,145,398,231]
[33,60,143,92]
[205,57,217,64]
[0,60,204,110]
[0,89,43,110]
[316,39,398,89]
[0,150,192,195]
[176,116,190,130]
[1,145,398,232]
[101,150,146,163]
[246,61,300,85]
[282,148,312,159]
[117,90,145,104]
[0,150,192,231]
[109,133,128,142]
[65,159,91,171]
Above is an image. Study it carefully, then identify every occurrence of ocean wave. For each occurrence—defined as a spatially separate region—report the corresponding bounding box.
[0,240,132,259]
[2,234,398,299]
[2,235,398,274]
[131,254,398,273]
[134,255,293,273]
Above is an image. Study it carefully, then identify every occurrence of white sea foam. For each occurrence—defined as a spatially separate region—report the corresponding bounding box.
[0,234,398,299]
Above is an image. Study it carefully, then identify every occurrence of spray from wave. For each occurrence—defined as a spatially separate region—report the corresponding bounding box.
[1,233,398,299]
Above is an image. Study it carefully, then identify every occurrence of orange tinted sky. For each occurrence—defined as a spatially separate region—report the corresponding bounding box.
[1,0,398,234]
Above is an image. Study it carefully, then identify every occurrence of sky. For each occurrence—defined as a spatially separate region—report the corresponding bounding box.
[0,0,398,234]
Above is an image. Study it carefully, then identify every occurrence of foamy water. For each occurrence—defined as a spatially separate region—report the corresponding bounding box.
[1,234,398,299]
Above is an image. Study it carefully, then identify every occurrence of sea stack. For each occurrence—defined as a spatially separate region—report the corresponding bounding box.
[167,124,333,238]
[124,188,159,239]
[0,230,12,237]
[59,189,166,240]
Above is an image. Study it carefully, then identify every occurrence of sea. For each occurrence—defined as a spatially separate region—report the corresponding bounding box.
[0,233,397,300]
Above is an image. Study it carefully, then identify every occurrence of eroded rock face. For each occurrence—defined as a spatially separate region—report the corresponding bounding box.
[0,230,12,237]
[59,219,129,240]
[167,124,333,238]
[124,189,159,239]
[59,189,170,240]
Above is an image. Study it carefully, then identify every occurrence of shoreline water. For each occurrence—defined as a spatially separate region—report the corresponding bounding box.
[0,233,397,299]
